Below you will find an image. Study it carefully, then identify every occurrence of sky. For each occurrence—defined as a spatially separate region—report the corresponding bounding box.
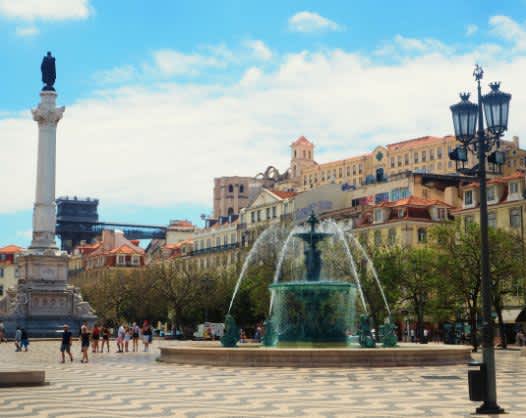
[2,0,526,246]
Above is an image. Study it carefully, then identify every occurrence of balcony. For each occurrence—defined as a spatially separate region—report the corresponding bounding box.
[191,243,239,256]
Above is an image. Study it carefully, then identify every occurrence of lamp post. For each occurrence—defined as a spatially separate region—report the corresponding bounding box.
[449,65,511,415]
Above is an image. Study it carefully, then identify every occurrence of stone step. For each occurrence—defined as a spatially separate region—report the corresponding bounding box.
[0,370,46,387]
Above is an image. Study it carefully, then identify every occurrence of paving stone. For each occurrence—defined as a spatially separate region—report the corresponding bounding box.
[0,341,524,417]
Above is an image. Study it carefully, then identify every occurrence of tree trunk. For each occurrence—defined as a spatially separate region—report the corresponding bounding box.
[468,305,479,352]
[495,301,507,349]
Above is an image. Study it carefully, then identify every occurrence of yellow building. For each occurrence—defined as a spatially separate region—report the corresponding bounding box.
[0,245,23,299]
[289,135,525,192]
[453,171,526,236]
[349,196,453,248]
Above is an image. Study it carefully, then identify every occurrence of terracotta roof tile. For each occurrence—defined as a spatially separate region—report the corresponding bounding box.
[0,245,24,254]
[375,195,452,208]
[109,244,144,255]
[386,135,455,151]
[291,136,313,147]
[269,190,297,199]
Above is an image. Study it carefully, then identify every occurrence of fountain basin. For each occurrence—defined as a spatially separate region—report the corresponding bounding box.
[269,281,356,346]
[159,342,472,368]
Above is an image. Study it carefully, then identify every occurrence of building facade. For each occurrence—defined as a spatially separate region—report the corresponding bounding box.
[0,245,24,299]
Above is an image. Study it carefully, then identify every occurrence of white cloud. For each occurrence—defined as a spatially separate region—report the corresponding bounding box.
[376,34,452,56]
[489,15,526,51]
[240,67,263,86]
[2,35,526,215]
[244,40,273,61]
[0,0,92,21]
[15,25,38,37]
[288,11,343,33]
[94,65,137,84]
[151,49,227,77]
[466,24,478,36]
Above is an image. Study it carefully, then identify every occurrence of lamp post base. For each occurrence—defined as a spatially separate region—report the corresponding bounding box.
[476,402,505,415]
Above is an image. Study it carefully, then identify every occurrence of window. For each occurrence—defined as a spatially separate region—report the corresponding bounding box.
[391,157,395,168]
[207,239,211,248]
[353,165,356,175]
[239,185,244,193]
[257,210,261,222]
[359,164,363,174]
[0,267,3,278]
[488,212,497,229]
[272,206,277,218]
[487,186,496,202]
[437,148,443,159]
[339,168,343,178]
[374,209,383,223]
[421,151,426,162]
[321,172,325,181]
[464,190,473,206]
[436,207,447,220]
[510,182,519,194]
[417,228,427,243]
[510,208,521,228]
[346,167,350,176]
[448,161,453,168]
[231,233,236,243]
[303,150,306,158]
[308,151,311,159]
[398,208,406,218]
[117,255,126,265]
[227,207,234,216]
[414,152,419,163]
[374,230,382,245]
[404,154,409,165]
[397,156,402,167]
[228,184,234,193]
[216,237,221,246]
[430,149,434,160]
[251,212,255,223]
[388,228,396,245]
[266,207,270,219]
[131,255,140,266]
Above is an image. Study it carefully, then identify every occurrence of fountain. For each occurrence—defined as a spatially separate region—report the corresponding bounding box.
[267,212,356,346]
[159,212,472,367]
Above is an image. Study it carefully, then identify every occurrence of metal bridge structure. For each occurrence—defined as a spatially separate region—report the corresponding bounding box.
[55,197,167,252]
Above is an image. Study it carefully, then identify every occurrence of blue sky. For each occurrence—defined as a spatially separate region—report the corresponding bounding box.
[2,0,526,247]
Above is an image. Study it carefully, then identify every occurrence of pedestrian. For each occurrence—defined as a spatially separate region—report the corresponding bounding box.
[132,322,140,352]
[101,325,110,353]
[0,321,6,343]
[116,324,125,353]
[14,326,22,352]
[410,328,415,343]
[20,328,29,351]
[142,320,152,352]
[124,326,132,352]
[60,324,74,363]
[80,321,90,363]
[91,324,100,353]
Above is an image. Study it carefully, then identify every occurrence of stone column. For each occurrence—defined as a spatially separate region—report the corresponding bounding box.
[29,91,65,251]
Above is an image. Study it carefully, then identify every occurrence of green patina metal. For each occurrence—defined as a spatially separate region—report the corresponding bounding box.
[262,319,277,347]
[358,315,376,348]
[380,322,398,347]
[220,314,239,347]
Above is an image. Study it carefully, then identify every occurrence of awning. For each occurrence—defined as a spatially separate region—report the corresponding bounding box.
[501,308,523,324]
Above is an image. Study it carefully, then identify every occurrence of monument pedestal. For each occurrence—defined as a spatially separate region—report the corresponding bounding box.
[1,253,95,337]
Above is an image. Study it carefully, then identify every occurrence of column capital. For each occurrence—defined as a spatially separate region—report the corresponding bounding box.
[32,91,65,126]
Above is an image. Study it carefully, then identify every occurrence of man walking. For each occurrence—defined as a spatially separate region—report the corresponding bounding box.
[60,324,73,363]
[14,326,22,352]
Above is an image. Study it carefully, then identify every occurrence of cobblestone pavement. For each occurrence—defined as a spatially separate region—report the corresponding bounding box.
[0,340,524,418]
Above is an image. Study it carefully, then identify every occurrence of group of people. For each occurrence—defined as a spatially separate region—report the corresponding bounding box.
[60,320,154,364]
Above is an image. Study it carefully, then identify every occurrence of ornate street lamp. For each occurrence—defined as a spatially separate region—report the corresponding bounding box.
[449,65,511,415]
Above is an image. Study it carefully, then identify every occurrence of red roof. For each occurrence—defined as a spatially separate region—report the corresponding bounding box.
[109,244,144,255]
[170,220,193,228]
[269,190,297,199]
[0,245,24,254]
[291,136,313,147]
[464,171,525,189]
[387,135,455,151]
[375,196,452,208]
[164,240,193,250]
